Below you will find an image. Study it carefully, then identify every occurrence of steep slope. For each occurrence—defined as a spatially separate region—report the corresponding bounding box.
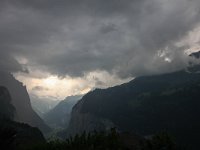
[68,69,200,149]
[30,94,59,118]
[0,72,51,134]
[0,86,15,120]
[0,120,46,150]
[0,86,45,150]
[44,95,82,129]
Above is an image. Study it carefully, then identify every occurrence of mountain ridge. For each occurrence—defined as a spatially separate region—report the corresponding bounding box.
[0,72,51,134]
[44,95,82,129]
[0,86,46,150]
[67,66,200,149]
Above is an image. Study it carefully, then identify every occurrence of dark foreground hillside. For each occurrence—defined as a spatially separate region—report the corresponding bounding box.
[0,119,45,150]
[30,128,181,150]
[0,85,182,150]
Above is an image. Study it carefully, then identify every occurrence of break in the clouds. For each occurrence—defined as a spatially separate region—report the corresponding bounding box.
[1,0,200,98]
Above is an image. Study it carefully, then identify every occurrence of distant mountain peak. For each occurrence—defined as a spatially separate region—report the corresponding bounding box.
[44,95,83,129]
[186,51,200,73]
[189,51,200,59]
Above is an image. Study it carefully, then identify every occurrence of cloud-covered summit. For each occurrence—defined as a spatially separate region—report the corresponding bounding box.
[1,0,200,78]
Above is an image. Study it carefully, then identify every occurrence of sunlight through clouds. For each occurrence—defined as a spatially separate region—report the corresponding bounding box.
[14,70,131,100]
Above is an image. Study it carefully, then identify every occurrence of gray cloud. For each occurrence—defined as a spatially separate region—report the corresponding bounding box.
[0,53,23,73]
[32,86,49,92]
[0,0,200,79]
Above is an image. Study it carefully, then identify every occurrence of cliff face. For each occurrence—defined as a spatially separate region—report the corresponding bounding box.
[0,86,46,150]
[66,99,114,136]
[0,86,15,120]
[0,72,50,134]
[67,69,200,149]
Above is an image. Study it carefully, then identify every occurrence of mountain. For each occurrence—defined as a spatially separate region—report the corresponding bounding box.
[0,72,51,134]
[0,119,46,150]
[0,86,15,120]
[30,94,59,118]
[0,86,45,150]
[44,95,82,129]
[189,51,200,59]
[67,68,200,149]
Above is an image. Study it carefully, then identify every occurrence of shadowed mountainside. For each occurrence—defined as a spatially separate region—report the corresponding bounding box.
[30,94,59,118]
[44,95,82,129]
[0,72,51,134]
[0,86,15,120]
[0,86,45,150]
[67,67,200,149]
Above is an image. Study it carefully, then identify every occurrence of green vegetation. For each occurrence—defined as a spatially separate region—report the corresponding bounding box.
[31,128,125,150]
[28,129,181,150]
[143,132,178,150]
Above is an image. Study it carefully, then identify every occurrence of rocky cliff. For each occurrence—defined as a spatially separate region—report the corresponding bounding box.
[0,72,50,134]
[66,99,114,137]
[0,86,46,150]
[67,68,200,149]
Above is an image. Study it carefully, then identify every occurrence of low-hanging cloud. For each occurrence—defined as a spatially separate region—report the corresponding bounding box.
[1,0,200,79]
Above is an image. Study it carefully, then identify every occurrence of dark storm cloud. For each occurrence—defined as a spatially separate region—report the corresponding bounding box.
[99,23,117,34]
[0,53,22,73]
[0,0,200,78]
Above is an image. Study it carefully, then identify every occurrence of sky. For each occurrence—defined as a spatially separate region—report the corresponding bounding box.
[1,0,200,100]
